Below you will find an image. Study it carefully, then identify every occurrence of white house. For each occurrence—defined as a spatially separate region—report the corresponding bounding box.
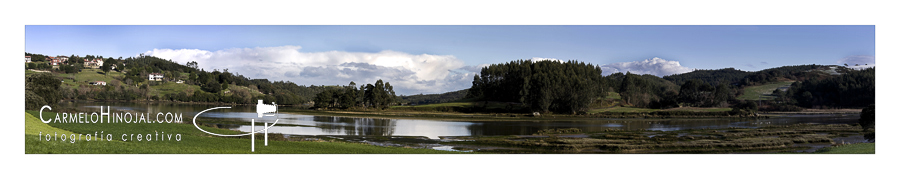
[57,56,69,64]
[49,57,60,66]
[83,58,105,69]
[175,80,184,83]
[25,56,31,63]
[149,73,164,81]
[90,81,107,86]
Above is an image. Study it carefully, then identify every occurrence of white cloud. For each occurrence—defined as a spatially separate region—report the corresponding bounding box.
[846,65,875,70]
[837,55,875,66]
[531,57,562,62]
[836,55,875,70]
[143,46,475,95]
[459,63,490,73]
[600,57,694,76]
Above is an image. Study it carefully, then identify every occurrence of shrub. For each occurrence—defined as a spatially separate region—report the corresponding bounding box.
[24,91,46,110]
[859,104,875,131]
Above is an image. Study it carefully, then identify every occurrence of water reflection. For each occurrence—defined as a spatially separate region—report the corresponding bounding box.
[240,115,859,139]
[235,116,474,139]
[314,117,398,136]
[59,101,861,139]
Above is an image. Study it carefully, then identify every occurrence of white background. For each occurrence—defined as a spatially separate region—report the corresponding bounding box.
[2,0,894,179]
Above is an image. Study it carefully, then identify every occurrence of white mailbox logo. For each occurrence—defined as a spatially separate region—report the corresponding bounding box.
[192,100,280,152]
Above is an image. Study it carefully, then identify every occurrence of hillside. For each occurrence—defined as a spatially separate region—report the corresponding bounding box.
[736,80,795,100]
[26,53,875,113]
[24,52,342,107]
[664,68,750,86]
[400,89,468,105]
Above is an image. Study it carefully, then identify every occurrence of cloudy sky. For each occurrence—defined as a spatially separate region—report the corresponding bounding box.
[25,25,875,95]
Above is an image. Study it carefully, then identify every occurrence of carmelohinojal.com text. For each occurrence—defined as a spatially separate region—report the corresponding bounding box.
[36,105,183,143]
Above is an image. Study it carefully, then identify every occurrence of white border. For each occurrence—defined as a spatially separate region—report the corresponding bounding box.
[3,0,894,179]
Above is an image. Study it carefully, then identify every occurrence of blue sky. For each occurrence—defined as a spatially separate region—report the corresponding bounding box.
[25,25,875,95]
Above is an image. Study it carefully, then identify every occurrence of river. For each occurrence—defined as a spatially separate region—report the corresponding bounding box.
[56,101,861,140]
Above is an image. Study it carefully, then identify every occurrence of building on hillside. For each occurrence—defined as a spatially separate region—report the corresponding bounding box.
[149,73,164,81]
[176,80,184,83]
[89,81,107,86]
[57,56,69,64]
[25,56,31,63]
[83,58,104,69]
[48,56,60,66]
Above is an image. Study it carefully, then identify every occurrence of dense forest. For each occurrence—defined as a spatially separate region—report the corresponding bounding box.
[664,68,750,86]
[613,72,679,108]
[400,89,468,105]
[787,67,875,108]
[739,64,830,86]
[311,80,398,110]
[467,60,605,114]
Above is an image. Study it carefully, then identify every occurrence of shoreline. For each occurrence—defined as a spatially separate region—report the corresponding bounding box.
[762,108,862,115]
[280,109,850,122]
[59,99,310,107]
[56,100,862,121]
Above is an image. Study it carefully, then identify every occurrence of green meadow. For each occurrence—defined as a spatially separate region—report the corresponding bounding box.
[153,82,203,96]
[813,143,875,154]
[55,69,125,89]
[737,81,795,100]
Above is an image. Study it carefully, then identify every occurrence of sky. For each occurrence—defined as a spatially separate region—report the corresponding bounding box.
[25,25,875,95]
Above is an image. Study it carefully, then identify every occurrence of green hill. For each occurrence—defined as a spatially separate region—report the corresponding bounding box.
[737,81,795,100]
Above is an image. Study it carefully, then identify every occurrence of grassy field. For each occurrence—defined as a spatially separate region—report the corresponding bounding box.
[30,69,227,99]
[605,92,621,99]
[737,81,795,100]
[662,107,733,112]
[153,82,202,96]
[25,69,43,76]
[392,102,473,108]
[227,85,264,95]
[54,69,126,89]
[25,110,461,154]
[813,143,875,154]
[589,106,732,114]
[390,101,523,112]
[25,112,77,136]
[588,107,660,113]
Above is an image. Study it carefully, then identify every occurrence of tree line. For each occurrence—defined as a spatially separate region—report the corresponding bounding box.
[786,67,874,108]
[462,59,861,114]
[312,80,397,110]
[466,60,605,114]
[400,89,468,105]
[664,68,750,86]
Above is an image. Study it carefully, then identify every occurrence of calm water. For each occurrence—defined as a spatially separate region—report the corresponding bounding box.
[57,101,860,139]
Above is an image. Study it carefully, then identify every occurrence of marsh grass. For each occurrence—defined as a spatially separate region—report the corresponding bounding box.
[813,143,874,154]
[589,107,659,113]
[456,124,864,154]
[535,128,582,135]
